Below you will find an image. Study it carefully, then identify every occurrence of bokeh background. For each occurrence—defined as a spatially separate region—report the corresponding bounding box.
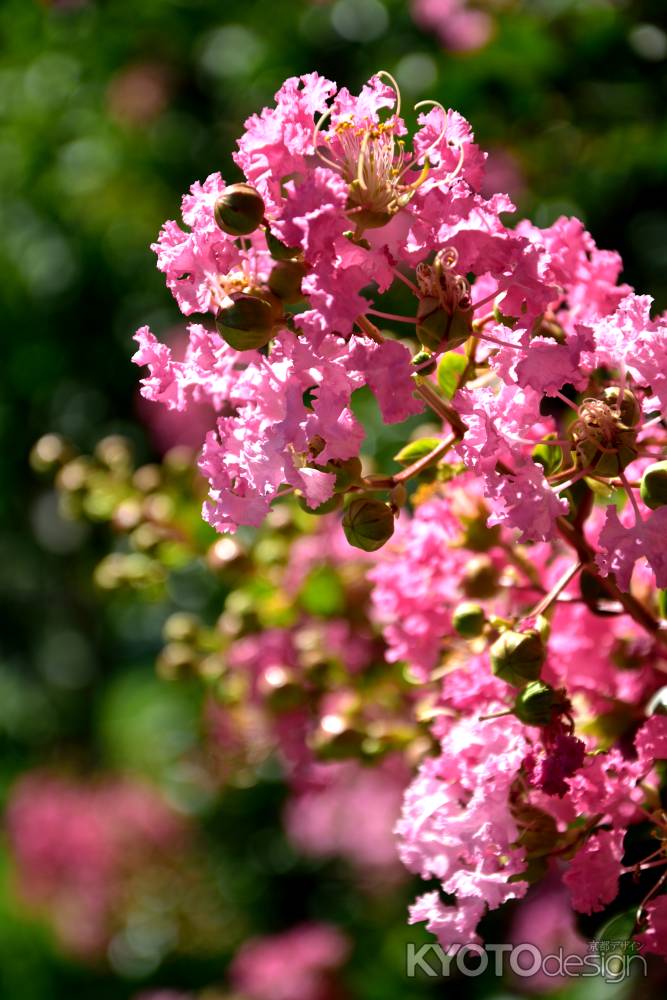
[1,0,667,997]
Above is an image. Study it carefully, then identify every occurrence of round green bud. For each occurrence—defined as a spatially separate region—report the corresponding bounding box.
[313,725,366,761]
[416,297,472,353]
[461,555,500,599]
[213,183,265,236]
[342,496,395,552]
[490,629,546,687]
[514,680,555,725]
[647,686,667,717]
[411,349,437,376]
[452,602,486,638]
[268,260,306,302]
[640,461,667,511]
[216,294,274,351]
[459,513,501,553]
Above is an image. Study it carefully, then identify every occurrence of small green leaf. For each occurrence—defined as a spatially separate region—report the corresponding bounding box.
[437,351,468,399]
[532,435,563,475]
[659,590,667,619]
[393,437,442,466]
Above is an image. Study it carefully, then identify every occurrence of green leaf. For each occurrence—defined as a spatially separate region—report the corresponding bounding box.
[437,351,468,398]
[659,590,667,618]
[532,435,563,475]
[393,437,442,466]
[595,908,638,957]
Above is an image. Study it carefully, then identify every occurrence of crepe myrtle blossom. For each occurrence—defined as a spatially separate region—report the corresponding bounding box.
[397,666,667,950]
[134,70,667,582]
[131,70,667,959]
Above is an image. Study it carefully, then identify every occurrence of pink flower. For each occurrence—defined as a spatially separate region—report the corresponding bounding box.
[6,774,186,957]
[397,715,530,948]
[635,715,667,769]
[563,829,625,915]
[152,172,270,317]
[230,923,349,1000]
[635,896,667,959]
[596,505,667,592]
[369,491,478,678]
[523,729,586,798]
[411,0,494,53]
[509,870,588,993]
[285,757,409,876]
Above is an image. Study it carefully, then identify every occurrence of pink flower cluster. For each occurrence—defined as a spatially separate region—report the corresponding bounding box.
[6,773,186,957]
[132,71,667,962]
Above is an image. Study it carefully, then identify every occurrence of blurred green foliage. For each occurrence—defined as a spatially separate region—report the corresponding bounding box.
[1,0,667,996]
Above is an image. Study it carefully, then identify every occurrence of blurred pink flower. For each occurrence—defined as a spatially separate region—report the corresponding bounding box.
[7,773,186,957]
[411,0,494,52]
[285,756,409,879]
[509,869,588,992]
[230,923,349,1000]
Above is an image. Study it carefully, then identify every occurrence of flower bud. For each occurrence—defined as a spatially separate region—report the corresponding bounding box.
[268,260,306,302]
[459,513,501,553]
[461,555,500,598]
[640,461,667,510]
[452,601,486,638]
[416,297,472,353]
[411,349,437,376]
[490,629,546,687]
[213,183,265,236]
[312,716,366,760]
[514,680,555,725]
[216,294,274,351]
[342,496,394,552]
